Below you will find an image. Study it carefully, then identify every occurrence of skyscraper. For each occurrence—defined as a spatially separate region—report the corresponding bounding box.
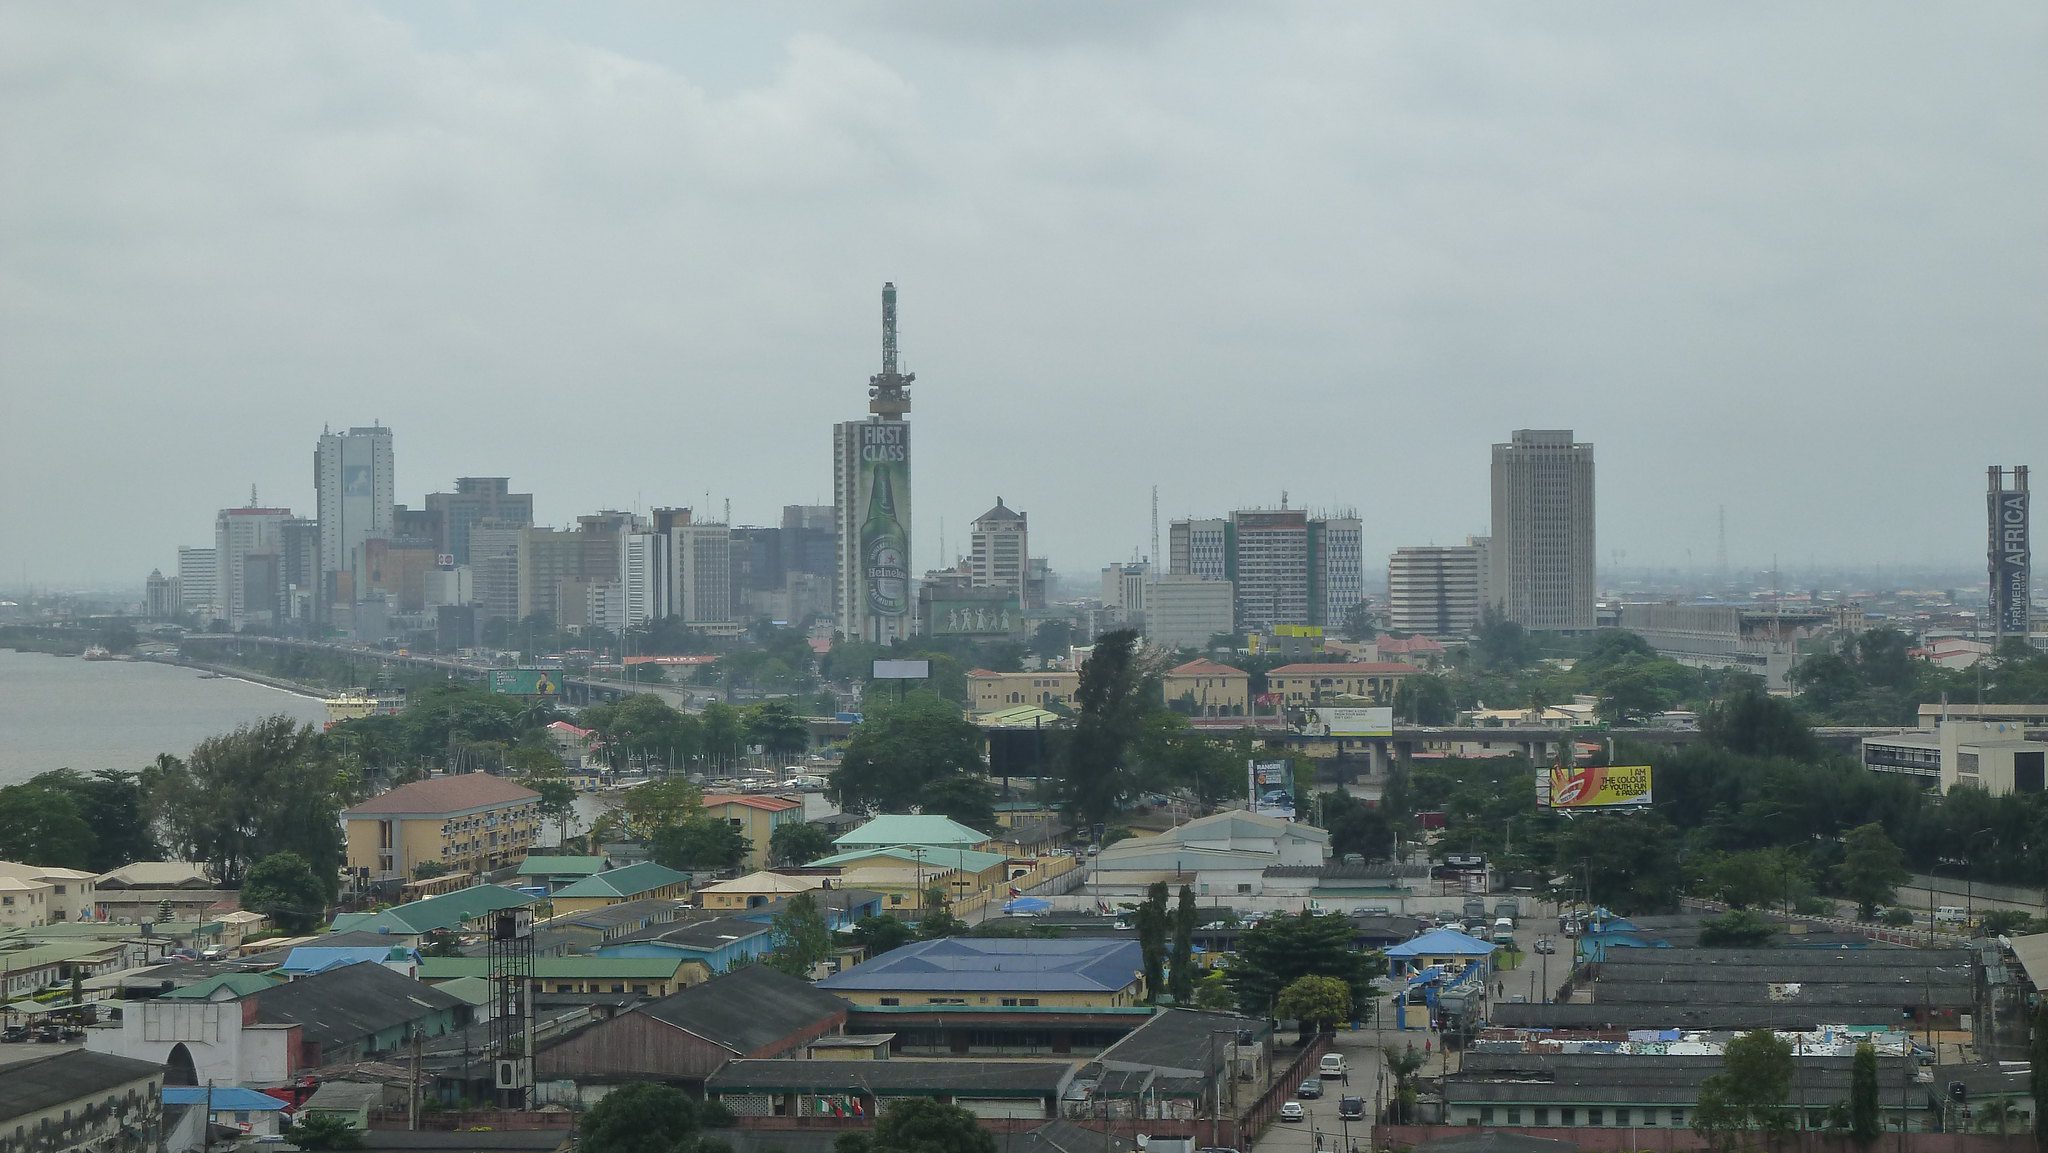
[1309,515,1364,628]
[176,546,217,617]
[1489,428,1596,631]
[426,477,534,565]
[215,505,292,631]
[1168,509,1362,633]
[1387,543,1485,639]
[670,521,735,625]
[833,283,915,643]
[314,425,395,613]
[969,498,1028,604]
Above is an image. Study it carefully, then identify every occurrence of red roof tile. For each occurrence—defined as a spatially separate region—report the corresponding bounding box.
[701,794,804,813]
[1167,659,1248,677]
[342,774,539,817]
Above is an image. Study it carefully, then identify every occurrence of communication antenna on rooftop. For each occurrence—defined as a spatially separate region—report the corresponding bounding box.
[248,484,258,508]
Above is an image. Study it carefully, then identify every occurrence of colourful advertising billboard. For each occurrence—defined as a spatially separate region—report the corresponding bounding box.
[1990,480,2030,636]
[489,668,562,696]
[856,423,911,626]
[1546,763,1653,809]
[1305,706,1393,737]
[930,597,1023,636]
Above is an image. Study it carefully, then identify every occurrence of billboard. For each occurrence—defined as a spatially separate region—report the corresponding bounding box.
[1304,706,1393,737]
[856,422,911,625]
[872,660,931,680]
[1989,473,2030,636]
[930,597,1022,637]
[489,668,562,696]
[1545,764,1653,809]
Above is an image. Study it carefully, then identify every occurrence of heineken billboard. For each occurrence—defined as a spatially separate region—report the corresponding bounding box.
[856,422,911,626]
[930,597,1023,636]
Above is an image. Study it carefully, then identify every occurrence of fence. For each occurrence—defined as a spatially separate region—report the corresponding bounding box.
[1377,1124,2036,1153]
[367,1109,572,1131]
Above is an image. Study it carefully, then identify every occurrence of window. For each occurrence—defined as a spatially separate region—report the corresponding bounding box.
[1479,1108,1494,1124]
[1614,1109,1629,1126]
[1670,1110,1684,1127]
[927,997,966,1005]
[1000,998,1040,1007]
[1236,884,1253,895]
[1588,1110,1603,1126]
[1505,1109,1521,1125]
[1560,1109,1575,1125]
[1534,1108,1549,1125]
[879,997,900,1006]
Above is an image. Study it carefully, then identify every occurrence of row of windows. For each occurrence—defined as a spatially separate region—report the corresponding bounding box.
[1479,1106,1684,1128]
[875,996,1041,1007]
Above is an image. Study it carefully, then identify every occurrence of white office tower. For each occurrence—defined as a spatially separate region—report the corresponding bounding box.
[969,498,1029,603]
[215,505,291,631]
[669,523,734,625]
[1312,515,1364,627]
[1489,429,1596,631]
[1169,518,1228,580]
[314,425,395,610]
[1100,562,1150,625]
[1387,543,1485,639]
[1143,574,1236,649]
[620,532,670,627]
[177,547,218,617]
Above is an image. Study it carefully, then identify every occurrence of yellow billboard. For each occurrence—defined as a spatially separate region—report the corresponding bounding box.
[1546,764,1653,809]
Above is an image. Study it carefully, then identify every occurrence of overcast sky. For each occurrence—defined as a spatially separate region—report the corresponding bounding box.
[3,2,2043,591]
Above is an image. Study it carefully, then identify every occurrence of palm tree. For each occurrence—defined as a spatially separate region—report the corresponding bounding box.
[1973,1097,2016,1135]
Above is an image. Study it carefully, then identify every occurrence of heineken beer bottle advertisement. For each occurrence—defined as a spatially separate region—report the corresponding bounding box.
[857,422,910,620]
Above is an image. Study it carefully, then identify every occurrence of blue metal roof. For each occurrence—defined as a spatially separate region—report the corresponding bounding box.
[278,946,413,974]
[817,937,1144,994]
[1384,928,1497,958]
[163,1088,287,1111]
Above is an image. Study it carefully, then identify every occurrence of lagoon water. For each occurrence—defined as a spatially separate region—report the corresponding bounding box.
[0,647,327,787]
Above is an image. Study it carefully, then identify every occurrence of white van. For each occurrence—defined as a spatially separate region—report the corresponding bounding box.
[1934,906,1968,926]
[1319,1053,1348,1079]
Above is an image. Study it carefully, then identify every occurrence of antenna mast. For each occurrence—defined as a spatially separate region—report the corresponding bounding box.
[1151,485,1160,568]
[867,282,913,419]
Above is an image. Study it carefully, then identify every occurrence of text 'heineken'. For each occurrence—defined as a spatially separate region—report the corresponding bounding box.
[863,465,908,616]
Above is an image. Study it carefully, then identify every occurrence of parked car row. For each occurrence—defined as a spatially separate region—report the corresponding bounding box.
[0,1024,83,1043]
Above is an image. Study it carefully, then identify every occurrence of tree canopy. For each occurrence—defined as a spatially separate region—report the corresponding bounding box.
[831,692,985,813]
[576,1082,723,1153]
[835,1098,995,1153]
[1226,910,1384,1018]
[143,715,348,890]
[1056,629,1156,830]
[241,851,328,933]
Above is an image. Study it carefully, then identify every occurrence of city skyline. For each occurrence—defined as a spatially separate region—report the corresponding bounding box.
[2,4,2043,586]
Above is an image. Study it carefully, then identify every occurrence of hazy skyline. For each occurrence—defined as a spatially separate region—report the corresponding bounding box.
[3,2,2043,588]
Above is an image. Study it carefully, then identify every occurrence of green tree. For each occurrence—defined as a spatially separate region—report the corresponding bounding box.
[1029,619,1076,661]
[1836,822,1909,920]
[142,716,346,890]
[850,914,915,958]
[1275,974,1352,1037]
[916,888,966,939]
[0,785,95,870]
[1470,605,1533,672]
[1698,909,1778,948]
[519,770,579,842]
[1702,848,1811,911]
[836,1098,996,1153]
[577,1082,721,1153]
[285,1112,364,1151]
[21,769,157,872]
[597,779,704,843]
[1702,686,1820,761]
[919,773,995,833]
[1169,885,1198,1004]
[1227,910,1385,1018]
[2031,999,2048,1151]
[1132,882,1170,1003]
[1058,629,1156,830]
[746,701,812,758]
[1392,674,1456,725]
[1694,1029,1794,1152]
[769,821,837,867]
[1318,789,1396,863]
[1849,1042,1881,1148]
[698,702,745,770]
[832,693,985,812]
[1191,970,1238,1011]
[766,892,833,978]
[650,816,750,871]
[241,852,327,933]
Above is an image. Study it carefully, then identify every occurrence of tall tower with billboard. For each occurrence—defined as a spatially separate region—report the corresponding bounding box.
[314,424,395,620]
[834,284,915,643]
[1989,466,2031,640]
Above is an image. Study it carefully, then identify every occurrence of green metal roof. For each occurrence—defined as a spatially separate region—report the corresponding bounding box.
[328,884,536,935]
[0,941,127,970]
[515,855,607,878]
[418,956,698,981]
[832,814,988,849]
[551,862,692,900]
[159,973,284,1000]
[805,846,1010,873]
[432,976,495,1006]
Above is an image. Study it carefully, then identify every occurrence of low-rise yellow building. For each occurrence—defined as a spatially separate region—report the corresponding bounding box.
[0,862,98,923]
[697,871,832,911]
[1267,661,1419,706]
[1160,658,1252,718]
[804,846,1014,916]
[699,794,806,869]
[343,774,543,884]
[969,670,1079,713]
[549,862,693,917]
[0,874,53,930]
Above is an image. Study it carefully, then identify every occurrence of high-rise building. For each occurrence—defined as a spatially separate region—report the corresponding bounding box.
[176,547,217,617]
[1387,543,1485,639]
[1100,562,1150,625]
[215,506,292,631]
[515,517,626,625]
[1489,429,1596,631]
[1169,518,1228,581]
[670,522,734,625]
[1310,515,1364,628]
[1143,574,1236,649]
[969,498,1029,604]
[833,283,915,644]
[144,570,175,619]
[620,532,670,627]
[314,425,395,612]
[279,517,321,624]
[781,505,837,579]
[426,477,535,565]
[469,522,524,623]
[1989,466,2031,640]
[1168,509,1362,633]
